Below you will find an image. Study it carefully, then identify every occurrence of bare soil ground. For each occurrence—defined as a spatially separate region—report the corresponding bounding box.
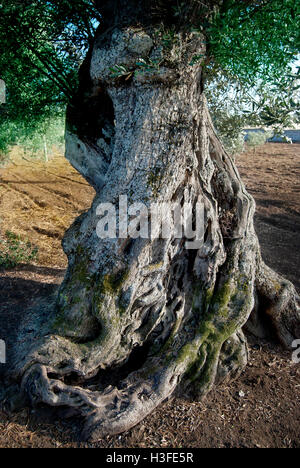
[0,143,299,448]
[238,143,300,293]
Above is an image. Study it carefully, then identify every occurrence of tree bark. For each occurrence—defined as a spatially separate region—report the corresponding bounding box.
[5,12,300,441]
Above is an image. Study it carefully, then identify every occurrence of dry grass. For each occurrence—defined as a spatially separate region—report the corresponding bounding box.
[0,146,95,268]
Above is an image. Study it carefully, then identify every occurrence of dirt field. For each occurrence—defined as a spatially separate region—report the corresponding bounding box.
[0,143,299,448]
[0,146,95,268]
[238,143,300,293]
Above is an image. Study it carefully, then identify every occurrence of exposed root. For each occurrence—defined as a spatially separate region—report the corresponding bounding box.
[248,262,300,349]
[22,356,185,440]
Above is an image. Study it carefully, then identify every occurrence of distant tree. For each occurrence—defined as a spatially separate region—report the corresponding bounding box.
[206,64,300,153]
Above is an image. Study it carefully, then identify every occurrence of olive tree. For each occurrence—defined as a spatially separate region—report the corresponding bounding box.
[6,0,300,441]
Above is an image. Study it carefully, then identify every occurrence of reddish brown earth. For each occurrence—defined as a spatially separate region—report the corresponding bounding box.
[238,143,300,293]
[0,143,299,448]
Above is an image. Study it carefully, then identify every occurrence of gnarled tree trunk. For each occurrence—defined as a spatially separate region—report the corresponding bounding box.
[5,1,300,441]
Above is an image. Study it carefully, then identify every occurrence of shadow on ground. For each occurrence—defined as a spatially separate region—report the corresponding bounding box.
[0,265,64,378]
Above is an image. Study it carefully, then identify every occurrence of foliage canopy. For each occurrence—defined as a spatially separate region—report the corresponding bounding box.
[0,0,100,152]
[207,0,299,85]
[0,0,299,154]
